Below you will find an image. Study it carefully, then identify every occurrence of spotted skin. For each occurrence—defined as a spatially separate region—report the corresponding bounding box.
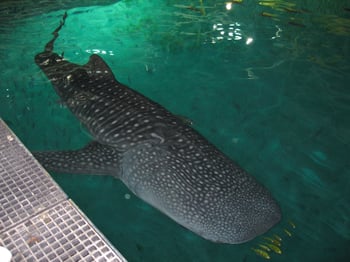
[33,13,281,244]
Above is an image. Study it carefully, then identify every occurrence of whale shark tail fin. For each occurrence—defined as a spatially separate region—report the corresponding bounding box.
[45,11,67,53]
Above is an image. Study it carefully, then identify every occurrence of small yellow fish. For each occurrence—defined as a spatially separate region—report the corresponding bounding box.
[283,7,302,13]
[266,243,282,254]
[264,237,281,246]
[251,248,271,260]
[198,0,206,15]
[273,234,282,242]
[284,229,292,237]
[288,21,306,28]
[264,237,274,242]
[258,244,271,252]
[177,115,193,126]
[261,12,278,18]
[259,1,275,7]
[288,220,296,228]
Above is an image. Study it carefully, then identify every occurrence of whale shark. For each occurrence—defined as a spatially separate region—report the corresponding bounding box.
[33,13,281,244]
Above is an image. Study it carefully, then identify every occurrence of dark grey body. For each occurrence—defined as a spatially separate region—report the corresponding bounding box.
[34,13,281,244]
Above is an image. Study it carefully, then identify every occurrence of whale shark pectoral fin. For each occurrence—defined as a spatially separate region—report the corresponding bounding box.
[33,141,122,177]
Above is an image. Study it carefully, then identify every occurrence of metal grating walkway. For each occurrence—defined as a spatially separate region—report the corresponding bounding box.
[0,118,126,261]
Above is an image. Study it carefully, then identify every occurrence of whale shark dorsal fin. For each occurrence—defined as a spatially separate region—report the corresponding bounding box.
[84,54,118,81]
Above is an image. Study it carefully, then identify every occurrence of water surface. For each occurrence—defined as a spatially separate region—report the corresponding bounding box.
[0,0,349,261]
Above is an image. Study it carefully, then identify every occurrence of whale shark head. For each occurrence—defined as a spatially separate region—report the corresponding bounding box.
[34,12,114,110]
[35,50,114,108]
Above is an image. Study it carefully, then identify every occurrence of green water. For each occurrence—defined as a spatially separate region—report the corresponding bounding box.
[1,0,349,261]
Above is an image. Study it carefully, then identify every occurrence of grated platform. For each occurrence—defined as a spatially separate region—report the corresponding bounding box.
[0,118,126,261]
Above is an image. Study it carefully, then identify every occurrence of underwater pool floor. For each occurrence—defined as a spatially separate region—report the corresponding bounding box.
[0,118,126,261]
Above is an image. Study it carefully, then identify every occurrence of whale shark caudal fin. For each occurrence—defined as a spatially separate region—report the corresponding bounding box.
[33,141,122,177]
